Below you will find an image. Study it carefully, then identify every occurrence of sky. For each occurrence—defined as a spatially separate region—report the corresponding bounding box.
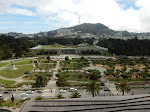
[0,0,150,33]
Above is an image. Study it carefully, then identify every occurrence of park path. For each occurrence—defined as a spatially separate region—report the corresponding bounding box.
[44,61,60,89]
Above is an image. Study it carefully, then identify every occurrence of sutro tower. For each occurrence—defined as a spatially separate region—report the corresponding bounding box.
[78,15,80,24]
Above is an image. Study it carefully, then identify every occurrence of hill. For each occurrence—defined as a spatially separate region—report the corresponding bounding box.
[69,23,109,35]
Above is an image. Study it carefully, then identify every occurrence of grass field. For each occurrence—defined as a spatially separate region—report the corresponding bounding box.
[23,72,52,80]
[1,99,25,108]
[40,59,57,63]
[0,63,9,68]
[60,72,91,81]
[61,59,89,70]
[15,59,32,65]
[0,65,33,78]
[42,45,77,49]
[67,81,89,86]
[0,78,15,86]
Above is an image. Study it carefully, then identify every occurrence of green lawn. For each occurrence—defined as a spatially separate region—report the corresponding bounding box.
[23,72,51,80]
[61,59,89,70]
[0,78,15,86]
[60,72,91,81]
[1,99,25,108]
[67,81,89,86]
[40,59,57,63]
[0,63,9,68]
[42,45,78,49]
[15,59,32,65]
[0,65,33,78]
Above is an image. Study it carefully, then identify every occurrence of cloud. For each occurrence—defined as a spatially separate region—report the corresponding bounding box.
[0,0,150,32]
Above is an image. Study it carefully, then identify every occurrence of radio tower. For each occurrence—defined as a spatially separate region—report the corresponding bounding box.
[78,15,80,24]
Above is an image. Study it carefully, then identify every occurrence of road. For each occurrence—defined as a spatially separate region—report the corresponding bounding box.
[0,88,114,100]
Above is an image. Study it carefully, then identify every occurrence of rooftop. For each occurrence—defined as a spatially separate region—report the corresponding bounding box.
[30,44,101,50]
[20,94,150,112]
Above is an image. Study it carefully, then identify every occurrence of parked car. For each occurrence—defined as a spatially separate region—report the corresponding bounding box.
[37,90,44,93]
[21,93,28,97]
[59,89,66,93]
[4,91,11,94]
[101,82,105,86]
[69,88,77,92]
[104,87,110,91]
[0,94,3,98]
[26,90,34,94]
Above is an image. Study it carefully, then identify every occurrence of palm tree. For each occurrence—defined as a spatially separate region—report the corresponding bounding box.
[86,81,101,97]
[36,74,48,87]
[70,91,81,98]
[116,81,131,95]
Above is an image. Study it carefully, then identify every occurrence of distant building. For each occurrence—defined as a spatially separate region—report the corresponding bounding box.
[30,44,108,55]
[56,29,76,36]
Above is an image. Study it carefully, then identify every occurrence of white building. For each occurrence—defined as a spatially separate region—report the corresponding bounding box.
[57,29,75,36]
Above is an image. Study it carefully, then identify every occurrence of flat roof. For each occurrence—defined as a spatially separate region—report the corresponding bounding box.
[20,95,150,112]
[30,45,108,51]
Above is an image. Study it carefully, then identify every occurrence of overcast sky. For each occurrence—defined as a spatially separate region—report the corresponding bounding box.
[0,0,150,33]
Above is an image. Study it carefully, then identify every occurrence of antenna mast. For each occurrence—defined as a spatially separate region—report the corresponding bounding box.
[78,15,80,24]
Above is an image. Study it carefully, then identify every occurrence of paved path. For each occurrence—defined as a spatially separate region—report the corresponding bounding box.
[44,61,60,89]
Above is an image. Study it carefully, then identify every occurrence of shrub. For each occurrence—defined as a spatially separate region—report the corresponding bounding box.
[34,96,44,100]
[56,94,65,99]
[55,73,61,77]
[70,91,81,98]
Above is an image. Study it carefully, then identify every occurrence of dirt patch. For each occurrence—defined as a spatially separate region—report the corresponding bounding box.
[95,64,103,67]
[133,64,146,69]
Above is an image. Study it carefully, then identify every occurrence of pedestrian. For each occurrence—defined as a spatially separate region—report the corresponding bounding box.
[51,89,53,93]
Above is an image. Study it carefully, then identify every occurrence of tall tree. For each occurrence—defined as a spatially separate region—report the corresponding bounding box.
[46,56,51,62]
[86,81,101,97]
[35,74,48,87]
[116,81,131,95]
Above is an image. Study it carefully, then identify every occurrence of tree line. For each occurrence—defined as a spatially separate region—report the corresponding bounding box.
[97,38,150,56]
[0,35,35,60]
[37,37,94,45]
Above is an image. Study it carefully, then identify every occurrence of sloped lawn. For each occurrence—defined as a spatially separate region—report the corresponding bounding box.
[0,65,33,78]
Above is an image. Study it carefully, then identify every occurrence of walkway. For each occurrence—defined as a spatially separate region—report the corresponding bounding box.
[44,61,60,89]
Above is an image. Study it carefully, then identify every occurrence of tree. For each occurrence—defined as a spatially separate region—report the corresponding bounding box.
[86,81,101,97]
[65,56,69,61]
[56,75,67,87]
[120,72,129,79]
[70,91,81,98]
[35,74,48,87]
[80,56,85,60]
[35,96,44,100]
[46,56,51,62]
[56,93,64,99]
[121,66,127,72]
[58,69,62,73]
[116,81,131,95]
[46,73,53,80]
[55,73,61,78]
